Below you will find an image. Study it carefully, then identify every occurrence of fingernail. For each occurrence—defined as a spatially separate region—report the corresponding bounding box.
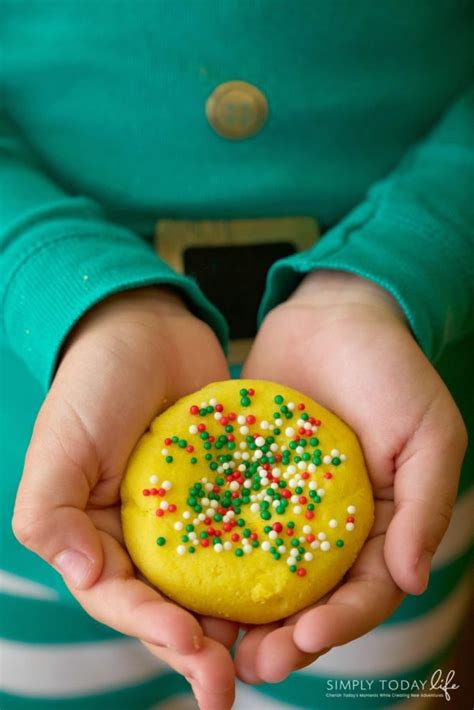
[416,552,432,592]
[54,550,93,588]
[193,633,202,651]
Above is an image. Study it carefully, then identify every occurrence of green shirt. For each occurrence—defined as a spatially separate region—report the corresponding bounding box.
[1,1,473,388]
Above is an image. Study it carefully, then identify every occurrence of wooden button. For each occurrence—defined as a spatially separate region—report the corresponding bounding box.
[206,81,268,140]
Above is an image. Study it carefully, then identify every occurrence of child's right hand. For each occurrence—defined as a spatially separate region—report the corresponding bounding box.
[12,287,236,710]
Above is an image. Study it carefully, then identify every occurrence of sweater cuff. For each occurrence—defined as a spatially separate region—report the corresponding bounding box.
[2,220,228,389]
[258,201,471,363]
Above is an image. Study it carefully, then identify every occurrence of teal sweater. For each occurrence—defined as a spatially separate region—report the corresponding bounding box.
[1,1,473,388]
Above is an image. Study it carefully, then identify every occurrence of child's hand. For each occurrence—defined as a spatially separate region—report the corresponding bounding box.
[12,287,236,710]
[236,270,467,684]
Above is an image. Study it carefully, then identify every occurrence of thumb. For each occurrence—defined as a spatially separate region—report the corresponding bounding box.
[12,393,103,590]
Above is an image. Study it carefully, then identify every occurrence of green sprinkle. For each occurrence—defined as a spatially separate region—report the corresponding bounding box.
[261,511,271,520]
[237,518,245,527]
[287,521,295,529]
[274,395,284,404]
[241,396,251,407]
[264,525,272,533]
[188,546,196,553]
[185,524,194,532]
[213,514,222,522]
[235,548,244,557]
[156,537,166,546]
[165,455,173,463]
[332,457,341,465]
[310,437,319,446]
[240,388,248,396]
[336,539,345,547]
[181,535,189,542]
[200,531,208,539]
[178,439,187,448]
[190,457,198,464]
[289,565,297,573]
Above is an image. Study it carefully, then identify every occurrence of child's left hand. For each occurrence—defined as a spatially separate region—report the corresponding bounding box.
[235,269,467,684]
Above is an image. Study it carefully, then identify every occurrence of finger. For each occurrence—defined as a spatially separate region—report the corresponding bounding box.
[293,532,404,653]
[255,625,323,683]
[234,622,280,684]
[144,637,235,710]
[71,530,203,654]
[12,400,104,590]
[198,616,240,650]
[385,400,467,595]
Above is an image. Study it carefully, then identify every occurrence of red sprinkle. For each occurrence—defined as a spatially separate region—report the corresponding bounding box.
[272,522,283,533]
[324,472,333,480]
[164,438,172,446]
[301,472,310,480]
[246,414,256,424]
[305,511,314,520]
[168,503,177,513]
[157,488,166,496]
[223,523,232,532]
[297,403,305,410]
[143,489,150,496]
[189,405,199,415]
[197,423,206,432]
[306,534,316,542]
[297,568,307,577]
[150,488,158,495]
[228,412,236,421]
[216,404,224,412]
[250,533,258,540]
[220,417,229,426]
[247,388,255,396]
[200,538,210,547]
[286,528,294,536]
[186,445,194,453]
[282,489,292,499]
[156,509,164,517]
[231,533,240,542]
[299,496,307,504]
[347,516,355,523]
[204,517,212,525]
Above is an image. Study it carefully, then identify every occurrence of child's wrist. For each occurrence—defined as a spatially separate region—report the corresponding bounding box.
[290,269,408,329]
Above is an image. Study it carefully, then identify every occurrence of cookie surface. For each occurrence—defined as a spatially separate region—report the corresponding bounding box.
[121,380,374,623]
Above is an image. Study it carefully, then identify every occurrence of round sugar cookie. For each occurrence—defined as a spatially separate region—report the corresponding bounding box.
[121,380,374,624]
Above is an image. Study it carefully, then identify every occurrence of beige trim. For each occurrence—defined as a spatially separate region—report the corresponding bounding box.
[155,216,320,274]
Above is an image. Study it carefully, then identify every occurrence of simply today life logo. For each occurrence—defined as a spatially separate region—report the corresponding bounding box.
[325,669,460,703]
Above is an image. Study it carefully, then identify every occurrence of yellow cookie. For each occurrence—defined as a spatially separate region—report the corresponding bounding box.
[121,380,374,624]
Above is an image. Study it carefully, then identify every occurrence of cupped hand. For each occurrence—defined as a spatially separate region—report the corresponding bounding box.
[235,270,467,684]
[12,287,237,710]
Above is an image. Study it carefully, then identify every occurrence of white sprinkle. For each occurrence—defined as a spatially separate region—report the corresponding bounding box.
[275,418,283,426]
[317,488,325,497]
[293,505,302,515]
[200,401,207,408]
[291,495,299,504]
[209,398,217,406]
[290,548,298,557]
[260,477,269,486]
[297,461,306,471]
[201,497,210,506]
[243,479,252,488]
[160,501,168,510]
[285,427,295,437]
[205,482,213,491]
[162,480,172,490]
[346,523,355,531]
[309,481,317,490]
[261,541,271,552]
[286,557,294,565]
[182,511,191,519]
[347,505,356,514]
[189,532,197,541]
[210,500,218,508]
[260,420,269,430]
[299,536,305,543]
[288,402,295,410]
[321,541,331,551]
[329,519,338,528]
[214,412,222,420]
[272,500,280,508]
[214,543,223,552]
[224,541,233,551]
[311,540,320,549]
[270,443,279,452]
[297,419,305,427]
[243,545,252,554]
[242,452,249,459]
[177,545,186,555]
[318,532,326,541]
[304,552,313,562]
[233,451,242,460]
[272,468,281,477]
[268,530,278,540]
[250,503,260,513]
[206,508,214,517]
[287,465,297,475]
[271,482,278,490]
[239,425,249,435]
[161,448,168,456]
[289,479,298,488]
[330,449,339,457]
[254,450,263,459]
[278,545,286,554]
[188,425,198,434]
[340,454,347,461]
[194,517,202,524]
[296,446,304,455]
[255,436,265,447]
[323,455,332,464]
[308,464,316,474]
[237,415,246,424]
[302,525,312,534]
[174,521,183,531]
[229,481,240,491]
